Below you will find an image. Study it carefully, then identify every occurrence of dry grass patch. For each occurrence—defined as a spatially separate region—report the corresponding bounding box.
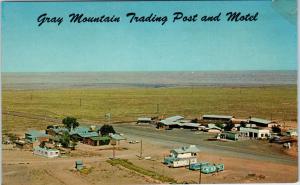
[107,158,178,183]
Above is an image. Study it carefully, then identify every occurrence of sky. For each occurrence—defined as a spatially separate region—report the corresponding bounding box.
[1,1,297,72]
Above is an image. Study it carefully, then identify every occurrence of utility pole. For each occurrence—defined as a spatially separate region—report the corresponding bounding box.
[113,144,116,159]
[109,113,111,124]
[140,139,143,158]
[199,164,202,184]
[80,98,81,107]
[270,113,273,120]
[105,112,111,125]
[156,104,160,114]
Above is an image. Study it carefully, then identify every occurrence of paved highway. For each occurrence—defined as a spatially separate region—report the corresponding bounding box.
[114,124,297,165]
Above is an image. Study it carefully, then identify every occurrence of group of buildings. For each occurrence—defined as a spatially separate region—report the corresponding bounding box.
[137,114,294,140]
[14,124,126,158]
[164,145,200,167]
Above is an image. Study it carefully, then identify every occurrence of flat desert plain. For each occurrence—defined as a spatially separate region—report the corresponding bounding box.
[2,86,298,184]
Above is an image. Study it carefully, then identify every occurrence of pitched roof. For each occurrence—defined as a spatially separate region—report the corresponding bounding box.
[70,126,90,135]
[159,120,179,126]
[181,123,200,127]
[52,127,69,134]
[165,116,184,122]
[249,117,271,124]
[207,124,222,130]
[172,145,200,154]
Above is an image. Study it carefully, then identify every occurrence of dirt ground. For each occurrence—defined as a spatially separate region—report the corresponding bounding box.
[2,144,150,185]
[2,132,298,185]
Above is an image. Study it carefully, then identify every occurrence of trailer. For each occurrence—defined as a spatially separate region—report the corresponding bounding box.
[201,165,217,174]
[215,164,224,172]
[164,156,198,168]
[188,162,209,170]
[188,162,225,174]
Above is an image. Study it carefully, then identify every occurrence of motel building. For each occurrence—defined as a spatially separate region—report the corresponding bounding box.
[239,127,270,139]
[33,146,60,158]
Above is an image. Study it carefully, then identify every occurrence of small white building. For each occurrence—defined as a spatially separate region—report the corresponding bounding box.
[33,146,60,158]
[239,127,270,139]
[164,145,200,167]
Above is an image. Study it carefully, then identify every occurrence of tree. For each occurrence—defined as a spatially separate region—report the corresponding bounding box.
[224,122,235,131]
[240,121,247,128]
[100,124,115,136]
[69,140,78,150]
[272,125,281,133]
[59,131,71,148]
[39,141,46,148]
[62,117,79,131]
[191,118,198,123]
[7,133,18,142]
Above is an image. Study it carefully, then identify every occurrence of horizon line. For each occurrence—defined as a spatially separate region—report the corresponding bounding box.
[1,69,297,73]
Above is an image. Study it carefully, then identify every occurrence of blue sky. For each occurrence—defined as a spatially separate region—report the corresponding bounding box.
[1,1,297,72]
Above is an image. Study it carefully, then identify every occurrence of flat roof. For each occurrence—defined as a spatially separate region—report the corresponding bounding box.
[77,132,99,138]
[137,118,152,121]
[110,134,126,140]
[89,136,110,141]
[202,115,233,119]
[181,123,200,127]
[26,130,49,138]
[76,160,83,165]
